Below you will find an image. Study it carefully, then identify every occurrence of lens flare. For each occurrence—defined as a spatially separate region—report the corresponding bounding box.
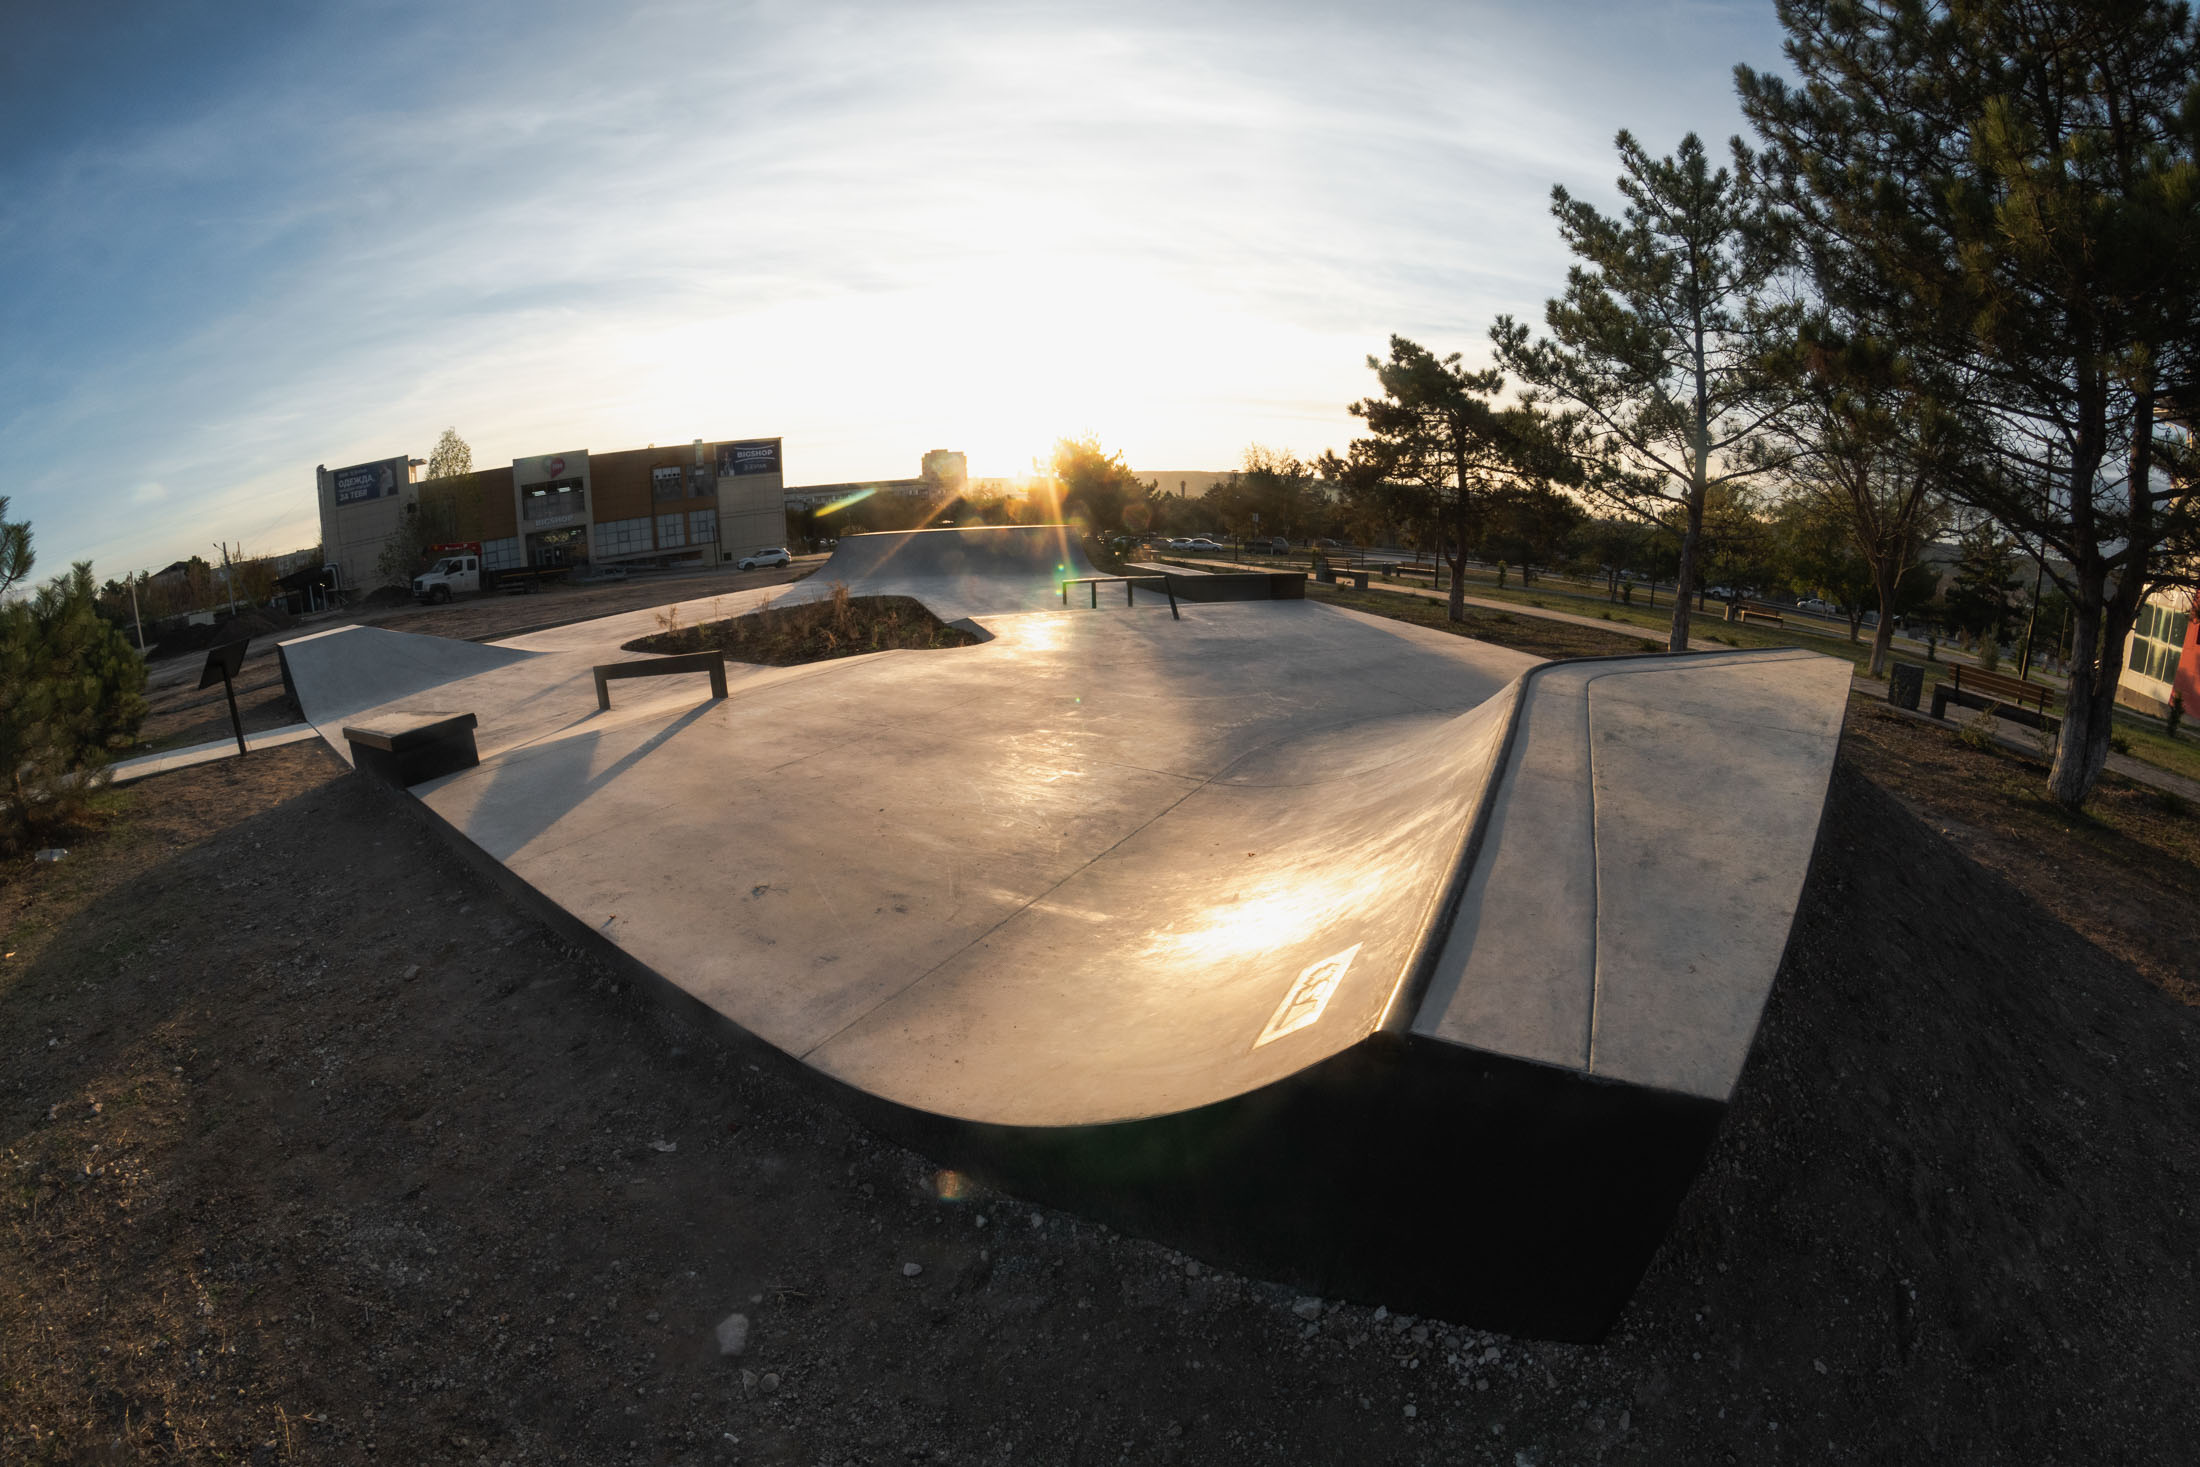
[815,488,877,517]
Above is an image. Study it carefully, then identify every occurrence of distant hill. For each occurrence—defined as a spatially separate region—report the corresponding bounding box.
[1135,469,1232,499]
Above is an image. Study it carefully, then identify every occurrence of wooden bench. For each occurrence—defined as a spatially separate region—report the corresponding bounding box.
[1930,665,2061,731]
[342,711,480,787]
[1388,564,1439,583]
[593,650,730,712]
[1728,601,1784,626]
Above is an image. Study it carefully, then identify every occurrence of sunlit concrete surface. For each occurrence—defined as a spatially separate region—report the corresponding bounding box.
[772,523,1104,619]
[276,528,1851,1339]
[108,723,321,783]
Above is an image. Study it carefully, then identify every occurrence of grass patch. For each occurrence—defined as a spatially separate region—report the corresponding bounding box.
[624,587,980,665]
[1305,580,1652,661]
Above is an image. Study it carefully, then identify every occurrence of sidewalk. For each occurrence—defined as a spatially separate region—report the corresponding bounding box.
[109,723,321,784]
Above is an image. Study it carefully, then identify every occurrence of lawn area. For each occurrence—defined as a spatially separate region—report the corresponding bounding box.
[1233,553,2200,785]
[1299,578,1652,660]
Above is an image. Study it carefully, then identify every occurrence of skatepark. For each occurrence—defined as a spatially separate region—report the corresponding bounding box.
[277,525,1849,1340]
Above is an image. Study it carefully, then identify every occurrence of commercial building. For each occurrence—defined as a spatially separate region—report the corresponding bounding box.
[317,436,786,591]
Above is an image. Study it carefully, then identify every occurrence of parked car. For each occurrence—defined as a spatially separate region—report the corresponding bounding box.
[1269,536,1289,554]
[738,547,792,570]
[1706,585,1738,600]
[1796,597,1839,615]
[1183,538,1224,552]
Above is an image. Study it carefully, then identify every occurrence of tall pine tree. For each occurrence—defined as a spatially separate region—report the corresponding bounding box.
[1740,0,2200,807]
[1494,131,1798,653]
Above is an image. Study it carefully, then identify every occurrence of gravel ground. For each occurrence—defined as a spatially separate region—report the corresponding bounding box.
[2,703,2196,1465]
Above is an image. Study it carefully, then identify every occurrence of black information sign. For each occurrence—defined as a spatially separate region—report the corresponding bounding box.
[198,640,251,757]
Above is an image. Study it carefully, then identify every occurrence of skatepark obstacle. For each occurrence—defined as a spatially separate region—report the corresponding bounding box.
[278,527,1850,1340]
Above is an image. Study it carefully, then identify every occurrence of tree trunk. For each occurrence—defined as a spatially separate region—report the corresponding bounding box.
[1867,561,1899,679]
[1847,609,1862,644]
[1446,547,1467,623]
[2047,598,2115,809]
[1668,501,1703,653]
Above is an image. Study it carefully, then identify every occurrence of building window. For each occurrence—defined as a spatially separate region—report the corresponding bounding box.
[689,464,715,498]
[2127,599,2191,686]
[652,466,684,500]
[482,536,523,572]
[656,512,687,549]
[522,479,585,520]
[688,508,718,544]
[596,516,652,557]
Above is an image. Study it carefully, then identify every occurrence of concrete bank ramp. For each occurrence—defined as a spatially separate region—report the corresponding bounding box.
[774,524,1102,619]
[279,624,540,732]
[1414,647,1852,1103]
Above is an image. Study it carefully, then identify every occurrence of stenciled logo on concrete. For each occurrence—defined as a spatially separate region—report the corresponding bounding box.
[1255,943,1361,1049]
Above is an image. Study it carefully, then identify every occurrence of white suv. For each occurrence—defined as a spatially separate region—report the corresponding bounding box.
[738,547,792,570]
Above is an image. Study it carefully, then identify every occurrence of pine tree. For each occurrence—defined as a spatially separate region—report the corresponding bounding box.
[1739,0,2200,808]
[1494,131,1798,653]
[0,560,148,852]
[1333,336,1575,623]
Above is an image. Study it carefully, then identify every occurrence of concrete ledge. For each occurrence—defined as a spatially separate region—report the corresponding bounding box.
[342,711,480,787]
[1160,570,1305,602]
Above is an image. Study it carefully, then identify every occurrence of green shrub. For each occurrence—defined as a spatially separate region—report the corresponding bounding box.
[1,562,149,853]
[2109,731,2133,756]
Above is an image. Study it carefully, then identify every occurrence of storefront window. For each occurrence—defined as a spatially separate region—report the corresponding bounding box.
[523,479,585,521]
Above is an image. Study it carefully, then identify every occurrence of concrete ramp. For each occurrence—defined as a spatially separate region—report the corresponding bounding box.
[288,569,1852,1340]
[775,524,1102,619]
[279,624,540,733]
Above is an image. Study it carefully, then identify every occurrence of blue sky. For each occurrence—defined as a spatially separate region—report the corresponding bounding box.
[1,0,1787,580]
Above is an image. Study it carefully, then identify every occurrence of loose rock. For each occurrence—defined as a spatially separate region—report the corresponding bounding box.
[714,1313,749,1357]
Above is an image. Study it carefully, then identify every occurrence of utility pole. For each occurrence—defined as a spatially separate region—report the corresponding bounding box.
[2017,541,2047,680]
[214,542,238,615]
[127,575,145,652]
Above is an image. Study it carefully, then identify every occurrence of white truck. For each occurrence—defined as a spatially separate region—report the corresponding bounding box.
[410,547,483,604]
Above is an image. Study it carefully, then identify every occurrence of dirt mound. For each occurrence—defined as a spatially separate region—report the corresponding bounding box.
[623,591,979,664]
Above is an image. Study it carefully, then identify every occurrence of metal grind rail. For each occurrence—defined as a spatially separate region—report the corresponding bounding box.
[1060,575,1180,620]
